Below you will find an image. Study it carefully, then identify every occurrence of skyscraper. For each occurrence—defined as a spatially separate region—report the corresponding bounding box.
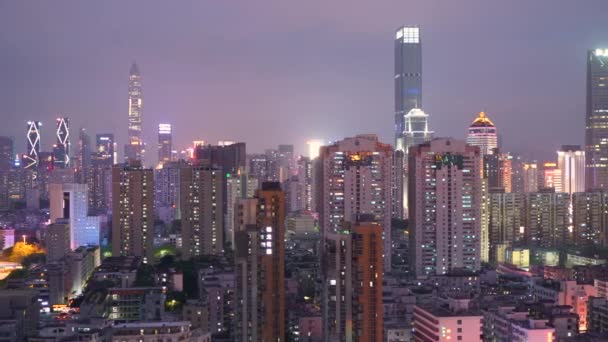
[540,162,563,192]
[394,26,422,153]
[402,108,433,216]
[112,160,154,262]
[0,136,13,170]
[585,48,608,190]
[409,138,482,276]
[157,123,172,166]
[317,134,393,271]
[558,145,585,194]
[322,219,384,341]
[180,163,224,258]
[96,134,115,162]
[125,62,144,162]
[235,182,285,341]
[467,111,498,155]
[226,173,258,248]
[76,128,91,184]
[53,117,70,168]
[24,121,41,170]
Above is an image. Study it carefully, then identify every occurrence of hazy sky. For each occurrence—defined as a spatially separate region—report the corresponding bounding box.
[1,0,608,160]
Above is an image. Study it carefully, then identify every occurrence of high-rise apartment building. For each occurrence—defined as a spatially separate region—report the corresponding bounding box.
[157,123,172,166]
[180,163,224,258]
[125,62,144,162]
[226,173,258,248]
[585,48,608,190]
[572,191,608,248]
[558,145,585,194]
[52,117,70,168]
[112,160,154,262]
[23,121,41,170]
[467,112,498,155]
[488,189,524,263]
[317,134,393,270]
[409,138,482,276]
[49,183,100,249]
[235,182,285,342]
[46,220,71,262]
[154,160,187,224]
[87,134,115,215]
[402,108,433,217]
[525,189,570,248]
[394,26,422,153]
[322,219,384,341]
[522,162,539,193]
[297,156,314,211]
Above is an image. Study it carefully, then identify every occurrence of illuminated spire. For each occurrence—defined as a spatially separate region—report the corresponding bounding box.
[470,111,495,127]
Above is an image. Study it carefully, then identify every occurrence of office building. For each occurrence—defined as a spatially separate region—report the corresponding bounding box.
[23,121,41,170]
[519,161,539,193]
[322,220,384,341]
[394,26,422,153]
[46,220,71,262]
[466,111,498,155]
[540,162,563,192]
[235,182,285,342]
[49,183,100,249]
[75,128,91,184]
[586,48,608,190]
[317,135,393,270]
[96,133,115,161]
[409,138,482,276]
[125,62,144,162]
[557,145,585,194]
[572,191,608,248]
[484,148,512,192]
[180,163,224,258]
[525,189,570,248]
[112,160,154,262]
[158,123,172,166]
[0,136,13,170]
[53,117,70,168]
[402,108,433,217]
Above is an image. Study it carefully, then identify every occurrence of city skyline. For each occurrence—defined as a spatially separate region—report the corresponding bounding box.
[1,1,608,160]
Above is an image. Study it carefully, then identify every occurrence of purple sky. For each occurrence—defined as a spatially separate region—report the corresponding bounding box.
[1,1,608,160]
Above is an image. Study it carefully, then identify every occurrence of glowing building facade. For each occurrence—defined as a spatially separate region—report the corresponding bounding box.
[558,145,585,194]
[586,48,608,190]
[394,26,422,153]
[125,62,144,162]
[157,123,172,166]
[467,112,498,155]
[24,121,41,170]
[52,117,70,168]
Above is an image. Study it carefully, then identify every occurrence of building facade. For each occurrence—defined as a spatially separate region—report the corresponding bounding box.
[409,138,483,276]
[111,161,154,262]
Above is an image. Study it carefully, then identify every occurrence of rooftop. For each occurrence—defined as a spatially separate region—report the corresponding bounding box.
[470,111,495,127]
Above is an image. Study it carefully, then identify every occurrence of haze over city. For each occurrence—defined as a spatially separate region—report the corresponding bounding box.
[2,0,608,158]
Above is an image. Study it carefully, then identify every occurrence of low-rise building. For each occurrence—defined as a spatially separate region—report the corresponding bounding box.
[413,297,483,342]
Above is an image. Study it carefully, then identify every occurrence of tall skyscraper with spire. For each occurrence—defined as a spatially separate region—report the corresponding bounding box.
[585,48,608,190]
[125,62,144,162]
[53,117,70,168]
[394,26,422,153]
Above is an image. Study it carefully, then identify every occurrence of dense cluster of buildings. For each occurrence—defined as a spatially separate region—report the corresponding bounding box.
[0,27,607,342]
